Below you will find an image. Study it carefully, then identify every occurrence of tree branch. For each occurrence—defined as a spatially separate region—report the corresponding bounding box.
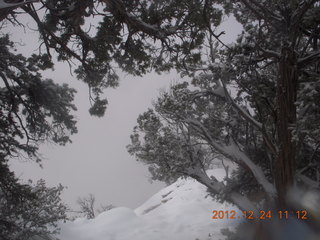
[219,80,263,130]
[185,165,257,211]
[240,0,281,30]
[291,0,319,29]
[22,5,87,66]
[102,0,177,41]
[203,0,230,50]
[0,0,38,9]
[185,118,276,198]
[298,50,320,68]
[0,0,38,22]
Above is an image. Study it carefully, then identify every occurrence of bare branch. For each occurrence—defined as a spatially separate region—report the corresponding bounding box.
[77,194,96,219]
[203,0,230,50]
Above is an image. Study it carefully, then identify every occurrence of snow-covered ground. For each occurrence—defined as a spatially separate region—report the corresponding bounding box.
[58,168,241,240]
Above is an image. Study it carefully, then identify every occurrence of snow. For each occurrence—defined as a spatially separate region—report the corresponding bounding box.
[222,141,276,198]
[185,117,274,200]
[58,168,241,240]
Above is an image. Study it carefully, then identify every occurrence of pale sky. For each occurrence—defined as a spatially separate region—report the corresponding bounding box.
[7,11,241,213]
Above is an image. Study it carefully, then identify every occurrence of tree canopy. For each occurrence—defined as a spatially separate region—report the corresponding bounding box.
[126,1,320,237]
[0,0,225,237]
[0,0,320,239]
[124,0,320,203]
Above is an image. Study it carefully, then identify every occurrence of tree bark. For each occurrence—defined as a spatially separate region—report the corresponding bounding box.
[275,45,297,208]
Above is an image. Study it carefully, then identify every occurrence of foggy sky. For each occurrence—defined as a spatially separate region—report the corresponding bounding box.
[8,12,241,213]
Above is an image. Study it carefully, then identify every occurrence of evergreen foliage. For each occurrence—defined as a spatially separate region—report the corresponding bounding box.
[0,158,67,240]
[0,0,319,239]
[0,1,223,236]
[126,0,320,237]
[0,33,73,239]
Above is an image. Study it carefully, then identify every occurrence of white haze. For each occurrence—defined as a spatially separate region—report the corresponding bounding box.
[8,13,242,211]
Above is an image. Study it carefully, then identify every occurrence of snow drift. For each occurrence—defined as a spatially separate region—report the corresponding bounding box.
[58,168,241,240]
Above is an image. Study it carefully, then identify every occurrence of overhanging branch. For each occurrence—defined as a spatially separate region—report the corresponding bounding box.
[185,166,257,211]
[185,118,276,198]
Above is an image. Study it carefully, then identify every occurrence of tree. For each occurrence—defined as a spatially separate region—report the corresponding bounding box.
[0,159,67,240]
[0,0,223,178]
[0,0,223,236]
[77,194,96,219]
[77,193,115,219]
[0,0,319,238]
[0,31,75,239]
[1,0,220,116]
[127,0,320,237]
[128,0,320,204]
[0,0,225,237]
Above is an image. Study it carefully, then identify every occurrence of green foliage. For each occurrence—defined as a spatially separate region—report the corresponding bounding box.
[0,31,75,240]
[128,0,320,215]
[0,0,319,237]
[127,80,229,184]
[0,158,67,240]
[1,0,224,116]
[0,35,77,162]
[128,109,186,184]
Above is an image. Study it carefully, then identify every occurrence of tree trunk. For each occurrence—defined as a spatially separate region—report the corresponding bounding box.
[275,46,297,208]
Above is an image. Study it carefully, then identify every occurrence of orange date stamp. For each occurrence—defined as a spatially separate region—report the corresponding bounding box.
[212,210,308,220]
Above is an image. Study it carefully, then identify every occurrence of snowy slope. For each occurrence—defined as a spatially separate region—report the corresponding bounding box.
[58,168,241,240]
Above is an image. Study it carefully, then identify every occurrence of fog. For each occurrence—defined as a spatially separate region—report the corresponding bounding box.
[8,13,241,212]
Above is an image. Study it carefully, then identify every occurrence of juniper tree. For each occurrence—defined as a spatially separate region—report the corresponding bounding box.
[0,0,223,163]
[127,0,320,217]
[0,157,67,240]
[1,0,221,237]
[0,33,73,239]
[0,0,319,238]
